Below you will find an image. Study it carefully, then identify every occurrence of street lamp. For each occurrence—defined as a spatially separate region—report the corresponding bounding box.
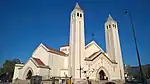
[124,10,146,84]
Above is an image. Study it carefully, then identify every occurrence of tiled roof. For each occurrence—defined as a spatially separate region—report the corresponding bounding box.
[85,51,117,64]
[31,57,50,69]
[45,45,66,56]
[85,51,101,61]
[88,51,100,59]
[102,53,117,64]
[32,57,45,66]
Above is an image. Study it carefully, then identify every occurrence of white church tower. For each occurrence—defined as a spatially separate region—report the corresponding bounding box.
[68,3,85,79]
[105,15,124,79]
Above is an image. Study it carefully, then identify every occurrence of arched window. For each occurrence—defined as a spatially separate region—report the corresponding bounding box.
[77,13,79,17]
[99,70,106,80]
[80,14,82,17]
[109,24,111,28]
[107,26,108,29]
[113,24,115,27]
[26,70,32,79]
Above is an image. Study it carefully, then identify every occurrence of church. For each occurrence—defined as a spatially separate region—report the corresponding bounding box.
[13,3,125,82]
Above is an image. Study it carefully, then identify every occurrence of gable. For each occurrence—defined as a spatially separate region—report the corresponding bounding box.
[20,57,50,79]
[45,45,66,56]
[33,43,66,56]
[85,51,117,64]
[30,57,50,69]
[32,43,66,65]
[32,43,49,65]
[85,41,104,58]
[22,57,50,70]
[32,57,45,66]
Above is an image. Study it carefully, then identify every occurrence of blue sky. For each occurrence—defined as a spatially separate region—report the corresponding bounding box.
[0,0,150,66]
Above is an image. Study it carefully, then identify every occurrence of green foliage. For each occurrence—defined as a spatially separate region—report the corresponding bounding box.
[3,60,14,73]
[126,65,150,80]
[148,67,150,77]
[142,67,148,75]
[0,68,4,73]
[1,59,21,78]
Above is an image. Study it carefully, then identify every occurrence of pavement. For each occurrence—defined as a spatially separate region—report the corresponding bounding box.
[0,79,150,84]
[0,83,11,84]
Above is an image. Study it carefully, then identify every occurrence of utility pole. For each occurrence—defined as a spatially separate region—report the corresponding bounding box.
[124,10,146,84]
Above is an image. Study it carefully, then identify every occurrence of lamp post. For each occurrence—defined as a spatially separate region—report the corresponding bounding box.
[124,10,146,84]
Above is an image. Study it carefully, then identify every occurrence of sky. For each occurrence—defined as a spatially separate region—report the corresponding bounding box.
[0,0,150,67]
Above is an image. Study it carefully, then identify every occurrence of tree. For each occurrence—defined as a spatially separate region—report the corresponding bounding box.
[3,60,14,74]
[2,59,21,78]
[13,59,21,64]
[148,67,150,79]
[0,68,4,73]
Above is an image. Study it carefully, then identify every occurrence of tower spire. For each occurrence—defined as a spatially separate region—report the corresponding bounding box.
[107,14,114,21]
[74,2,81,10]
[105,14,125,79]
[69,2,85,79]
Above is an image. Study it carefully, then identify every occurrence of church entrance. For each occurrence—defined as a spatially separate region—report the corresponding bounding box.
[99,70,108,80]
[26,70,32,79]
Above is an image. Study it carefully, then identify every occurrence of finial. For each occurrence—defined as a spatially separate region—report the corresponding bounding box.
[92,33,95,40]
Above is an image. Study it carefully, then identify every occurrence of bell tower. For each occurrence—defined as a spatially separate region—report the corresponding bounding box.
[68,3,85,79]
[105,15,124,79]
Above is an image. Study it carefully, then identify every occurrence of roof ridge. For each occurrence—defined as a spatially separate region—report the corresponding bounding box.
[44,44,66,56]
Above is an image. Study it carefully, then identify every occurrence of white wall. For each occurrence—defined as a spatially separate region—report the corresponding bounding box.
[85,53,120,80]
[60,69,68,77]
[64,57,68,69]
[49,52,66,77]
[69,4,85,79]
[60,46,69,54]
[105,17,124,80]
[13,58,51,81]
[32,44,49,66]
[39,68,50,79]
[13,64,24,82]
[85,42,101,58]
[19,59,39,79]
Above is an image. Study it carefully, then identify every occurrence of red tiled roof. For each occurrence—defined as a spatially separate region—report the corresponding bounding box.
[31,57,50,69]
[45,45,66,56]
[32,58,45,66]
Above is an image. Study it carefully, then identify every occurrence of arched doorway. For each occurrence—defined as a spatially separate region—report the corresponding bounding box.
[99,70,108,80]
[96,66,110,81]
[26,70,32,79]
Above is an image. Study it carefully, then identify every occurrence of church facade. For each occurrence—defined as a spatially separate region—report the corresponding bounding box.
[13,3,124,82]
